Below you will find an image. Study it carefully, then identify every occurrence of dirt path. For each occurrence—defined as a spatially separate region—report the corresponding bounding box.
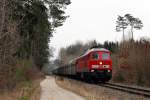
[40,76,85,100]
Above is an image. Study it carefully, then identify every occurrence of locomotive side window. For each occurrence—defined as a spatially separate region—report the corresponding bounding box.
[102,53,110,60]
[92,53,99,60]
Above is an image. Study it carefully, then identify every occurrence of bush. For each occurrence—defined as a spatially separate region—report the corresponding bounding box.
[20,96,29,100]
[114,71,125,82]
[16,67,26,81]
[15,58,41,82]
[136,71,144,86]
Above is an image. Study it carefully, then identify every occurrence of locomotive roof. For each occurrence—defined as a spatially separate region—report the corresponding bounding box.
[87,48,109,52]
[78,48,110,59]
[68,48,109,64]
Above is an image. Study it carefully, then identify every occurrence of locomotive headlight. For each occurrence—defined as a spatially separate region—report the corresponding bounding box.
[103,65,110,68]
[91,69,95,72]
[99,62,102,65]
[92,65,99,68]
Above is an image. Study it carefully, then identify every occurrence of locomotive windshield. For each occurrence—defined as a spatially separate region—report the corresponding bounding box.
[102,53,110,60]
[92,53,99,59]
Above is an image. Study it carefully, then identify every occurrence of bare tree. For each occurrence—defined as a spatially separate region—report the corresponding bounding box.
[116,16,128,41]
[0,0,20,64]
[0,0,6,36]
[116,14,143,41]
[125,14,143,40]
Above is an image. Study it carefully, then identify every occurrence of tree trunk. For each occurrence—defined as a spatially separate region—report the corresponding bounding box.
[0,0,6,36]
[131,26,134,40]
[123,28,125,41]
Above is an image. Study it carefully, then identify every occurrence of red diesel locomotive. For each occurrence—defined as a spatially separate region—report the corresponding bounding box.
[53,48,112,82]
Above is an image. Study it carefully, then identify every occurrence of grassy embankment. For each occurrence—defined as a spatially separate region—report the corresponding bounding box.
[0,59,44,100]
[56,76,146,100]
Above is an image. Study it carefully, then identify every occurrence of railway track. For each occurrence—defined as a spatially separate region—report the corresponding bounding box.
[100,82,150,97]
[55,75,150,97]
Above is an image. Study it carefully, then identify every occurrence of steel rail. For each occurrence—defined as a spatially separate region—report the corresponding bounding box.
[100,82,150,97]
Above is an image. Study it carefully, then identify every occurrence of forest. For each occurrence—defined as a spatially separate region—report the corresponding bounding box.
[0,0,70,89]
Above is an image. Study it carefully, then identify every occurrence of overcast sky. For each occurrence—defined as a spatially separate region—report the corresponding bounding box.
[50,0,150,59]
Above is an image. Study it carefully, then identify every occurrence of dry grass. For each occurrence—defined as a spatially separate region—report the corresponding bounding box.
[56,77,115,100]
[55,76,148,100]
[0,79,42,100]
[0,58,44,100]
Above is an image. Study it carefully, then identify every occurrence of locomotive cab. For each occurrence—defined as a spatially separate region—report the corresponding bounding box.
[88,49,112,82]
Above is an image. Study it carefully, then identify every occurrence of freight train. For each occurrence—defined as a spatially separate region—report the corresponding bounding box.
[53,48,112,83]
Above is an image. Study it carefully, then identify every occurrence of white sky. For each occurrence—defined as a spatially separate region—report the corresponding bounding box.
[50,0,150,59]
